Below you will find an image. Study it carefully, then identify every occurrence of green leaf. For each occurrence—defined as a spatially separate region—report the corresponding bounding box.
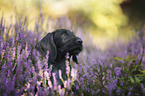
[135,77,140,83]
[113,57,124,61]
[126,56,132,62]
[130,77,135,83]
[140,70,145,74]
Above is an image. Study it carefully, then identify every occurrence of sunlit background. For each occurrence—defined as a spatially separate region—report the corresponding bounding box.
[0,0,144,50]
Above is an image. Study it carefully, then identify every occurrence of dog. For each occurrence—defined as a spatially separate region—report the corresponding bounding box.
[35,29,83,93]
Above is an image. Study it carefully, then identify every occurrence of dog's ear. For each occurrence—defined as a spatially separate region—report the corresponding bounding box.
[35,33,57,63]
[72,55,78,64]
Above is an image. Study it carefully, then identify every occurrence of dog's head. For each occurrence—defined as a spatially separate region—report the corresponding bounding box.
[35,29,83,64]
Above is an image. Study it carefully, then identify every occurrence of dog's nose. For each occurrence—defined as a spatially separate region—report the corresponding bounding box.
[76,38,83,44]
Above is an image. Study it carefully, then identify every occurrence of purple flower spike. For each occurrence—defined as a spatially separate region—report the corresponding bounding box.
[114,67,121,76]
[52,73,57,90]
[141,83,145,93]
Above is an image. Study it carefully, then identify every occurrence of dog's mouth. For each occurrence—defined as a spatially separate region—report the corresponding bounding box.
[68,45,82,55]
[58,44,82,56]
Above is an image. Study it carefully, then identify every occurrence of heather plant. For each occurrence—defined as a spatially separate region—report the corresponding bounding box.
[111,54,145,96]
[0,16,81,96]
[0,13,145,96]
[75,25,145,95]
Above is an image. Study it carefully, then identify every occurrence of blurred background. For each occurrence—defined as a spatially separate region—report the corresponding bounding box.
[0,0,145,50]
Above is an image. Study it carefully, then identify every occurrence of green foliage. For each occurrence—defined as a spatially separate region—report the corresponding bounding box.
[112,53,145,95]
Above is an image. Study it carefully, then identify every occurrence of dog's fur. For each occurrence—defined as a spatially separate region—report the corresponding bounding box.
[35,29,83,89]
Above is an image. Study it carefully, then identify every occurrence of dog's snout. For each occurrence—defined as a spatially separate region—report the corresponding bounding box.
[76,38,83,44]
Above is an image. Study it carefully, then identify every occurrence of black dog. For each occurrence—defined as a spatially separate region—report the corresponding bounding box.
[35,29,83,90]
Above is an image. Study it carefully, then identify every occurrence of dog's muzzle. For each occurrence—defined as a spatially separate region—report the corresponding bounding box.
[75,38,83,45]
[68,37,83,55]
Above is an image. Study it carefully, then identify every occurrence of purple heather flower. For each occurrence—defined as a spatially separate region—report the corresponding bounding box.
[108,82,115,96]
[116,89,120,95]
[59,70,63,81]
[141,83,145,93]
[16,34,19,41]
[0,25,5,32]
[119,80,123,86]
[103,80,105,85]
[19,31,23,41]
[32,49,36,57]
[25,43,30,58]
[11,47,16,60]
[0,39,3,48]
[64,78,71,90]
[17,46,21,60]
[3,41,7,49]
[97,89,100,94]
[109,64,113,69]
[113,79,117,84]
[1,49,5,59]
[52,73,57,90]
[114,67,121,76]
[65,61,70,76]
[58,85,65,96]
[127,87,132,96]
[46,51,49,61]
[71,68,77,80]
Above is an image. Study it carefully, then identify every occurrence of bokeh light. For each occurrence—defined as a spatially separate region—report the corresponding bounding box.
[0,0,137,49]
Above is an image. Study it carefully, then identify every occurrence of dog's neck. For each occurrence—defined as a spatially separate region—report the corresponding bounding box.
[48,53,70,68]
